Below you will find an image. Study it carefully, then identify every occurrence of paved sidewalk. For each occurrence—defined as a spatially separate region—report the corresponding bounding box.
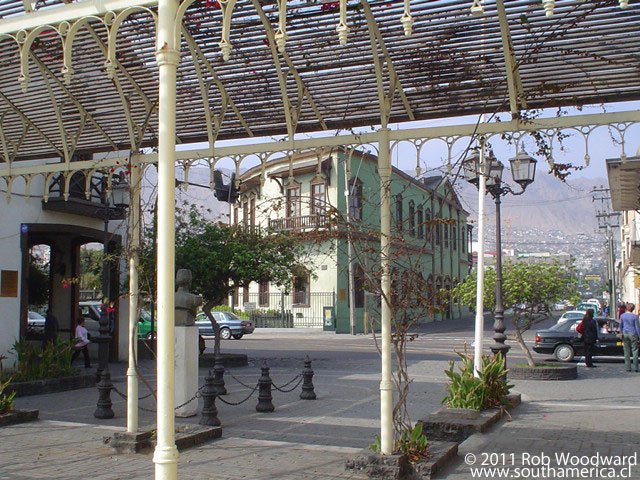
[3,326,638,480]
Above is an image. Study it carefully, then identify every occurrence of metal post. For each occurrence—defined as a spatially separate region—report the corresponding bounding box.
[490,193,510,362]
[345,158,357,335]
[608,226,616,309]
[126,158,141,433]
[473,141,487,378]
[95,196,114,419]
[300,356,316,400]
[378,127,393,455]
[153,0,180,478]
[256,361,275,412]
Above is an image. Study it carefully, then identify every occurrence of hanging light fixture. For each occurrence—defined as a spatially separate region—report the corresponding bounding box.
[508,149,537,188]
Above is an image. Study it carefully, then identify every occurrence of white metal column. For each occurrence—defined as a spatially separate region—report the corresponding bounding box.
[378,127,393,454]
[473,139,487,377]
[127,155,141,433]
[153,0,180,478]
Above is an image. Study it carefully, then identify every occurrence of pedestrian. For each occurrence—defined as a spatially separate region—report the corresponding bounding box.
[71,317,91,368]
[43,310,59,348]
[581,308,598,368]
[618,303,627,320]
[618,303,640,372]
[603,304,610,317]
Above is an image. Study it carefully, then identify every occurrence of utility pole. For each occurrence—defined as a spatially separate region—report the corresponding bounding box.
[592,187,620,310]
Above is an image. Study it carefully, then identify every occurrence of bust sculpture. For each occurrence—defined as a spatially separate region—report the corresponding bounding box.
[174,269,202,327]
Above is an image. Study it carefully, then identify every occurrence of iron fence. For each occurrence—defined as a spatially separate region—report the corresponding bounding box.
[243,292,334,328]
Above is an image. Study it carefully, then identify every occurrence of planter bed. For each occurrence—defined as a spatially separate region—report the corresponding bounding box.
[416,393,521,443]
[105,424,222,454]
[6,373,96,397]
[345,440,458,480]
[509,364,577,380]
[0,409,39,427]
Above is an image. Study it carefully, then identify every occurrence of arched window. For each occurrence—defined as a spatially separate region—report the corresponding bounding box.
[408,201,415,237]
[461,226,466,253]
[417,205,424,239]
[435,215,441,246]
[426,208,432,243]
[395,194,403,233]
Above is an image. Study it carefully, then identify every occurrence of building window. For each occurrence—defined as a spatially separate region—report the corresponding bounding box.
[395,194,403,232]
[452,224,457,251]
[435,216,441,246]
[311,183,325,214]
[243,200,248,224]
[354,264,365,308]
[426,208,432,243]
[259,281,269,307]
[444,220,449,248]
[286,187,301,218]
[293,272,310,306]
[408,201,415,237]
[249,196,256,226]
[461,226,466,253]
[417,206,424,239]
[349,178,363,221]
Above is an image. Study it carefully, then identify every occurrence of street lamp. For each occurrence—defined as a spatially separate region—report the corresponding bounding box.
[94,175,129,419]
[463,148,537,364]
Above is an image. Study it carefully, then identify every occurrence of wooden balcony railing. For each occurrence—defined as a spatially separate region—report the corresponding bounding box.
[269,214,329,232]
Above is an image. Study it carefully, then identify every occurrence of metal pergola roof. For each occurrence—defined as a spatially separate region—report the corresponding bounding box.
[0,0,639,165]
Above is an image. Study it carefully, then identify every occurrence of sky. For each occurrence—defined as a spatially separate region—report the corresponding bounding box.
[184,100,640,184]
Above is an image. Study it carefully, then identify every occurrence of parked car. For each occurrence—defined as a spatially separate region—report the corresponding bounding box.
[556,310,587,324]
[27,311,46,334]
[533,317,622,362]
[137,310,157,340]
[575,302,600,315]
[195,311,255,340]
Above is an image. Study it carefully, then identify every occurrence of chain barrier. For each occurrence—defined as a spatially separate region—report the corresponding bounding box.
[111,384,205,413]
[111,384,156,401]
[217,383,260,406]
[272,374,303,393]
[228,372,258,390]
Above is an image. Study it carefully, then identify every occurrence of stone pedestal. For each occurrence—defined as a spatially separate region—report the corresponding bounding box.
[175,325,199,417]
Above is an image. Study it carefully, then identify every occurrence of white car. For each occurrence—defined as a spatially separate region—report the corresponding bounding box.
[556,310,586,324]
[27,311,46,333]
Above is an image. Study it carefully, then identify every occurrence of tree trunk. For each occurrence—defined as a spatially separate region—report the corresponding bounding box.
[512,322,536,368]
[202,300,221,357]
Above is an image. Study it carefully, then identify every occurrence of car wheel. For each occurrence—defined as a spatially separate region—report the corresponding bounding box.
[145,332,155,340]
[220,327,231,340]
[232,334,243,340]
[553,344,575,362]
[199,335,206,355]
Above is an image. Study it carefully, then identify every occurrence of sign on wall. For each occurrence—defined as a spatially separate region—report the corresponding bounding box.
[0,270,18,297]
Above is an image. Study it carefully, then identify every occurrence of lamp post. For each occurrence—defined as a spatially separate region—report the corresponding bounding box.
[94,176,129,419]
[463,149,537,365]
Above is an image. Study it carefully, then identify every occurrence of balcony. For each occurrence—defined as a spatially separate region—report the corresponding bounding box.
[269,214,329,232]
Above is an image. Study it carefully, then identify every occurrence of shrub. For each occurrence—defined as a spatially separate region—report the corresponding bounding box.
[0,378,15,415]
[3,339,77,382]
[442,349,513,411]
[369,423,429,463]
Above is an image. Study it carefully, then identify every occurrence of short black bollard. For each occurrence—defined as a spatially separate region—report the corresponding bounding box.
[200,369,221,427]
[94,370,114,419]
[256,361,275,412]
[300,356,316,400]
[213,354,227,396]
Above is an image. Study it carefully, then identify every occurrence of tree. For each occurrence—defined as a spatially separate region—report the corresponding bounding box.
[173,204,306,356]
[27,253,49,308]
[451,262,578,367]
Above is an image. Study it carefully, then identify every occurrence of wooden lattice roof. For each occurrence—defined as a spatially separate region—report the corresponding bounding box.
[0,0,639,164]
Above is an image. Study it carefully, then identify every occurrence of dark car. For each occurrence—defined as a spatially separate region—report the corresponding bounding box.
[533,317,622,362]
[195,311,255,340]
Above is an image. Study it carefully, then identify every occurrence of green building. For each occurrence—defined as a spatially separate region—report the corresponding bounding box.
[233,148,472,333]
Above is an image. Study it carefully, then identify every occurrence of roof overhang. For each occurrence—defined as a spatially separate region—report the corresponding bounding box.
[607,156,640,211]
